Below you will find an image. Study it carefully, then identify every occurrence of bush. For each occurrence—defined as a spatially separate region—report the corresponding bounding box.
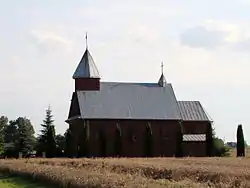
[213,137,230,157]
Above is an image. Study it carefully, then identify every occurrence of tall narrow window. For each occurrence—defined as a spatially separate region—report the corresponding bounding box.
[144,122,153,157]
[114,123,122,157]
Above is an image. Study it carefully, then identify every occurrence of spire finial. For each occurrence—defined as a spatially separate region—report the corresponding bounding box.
[161,61,164,75]
[85,32,88,49]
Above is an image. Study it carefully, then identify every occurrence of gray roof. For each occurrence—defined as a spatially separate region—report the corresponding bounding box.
[183,134,206,141]
[73,49,100,79]
[76,82,182,120]
[178,101,211,121]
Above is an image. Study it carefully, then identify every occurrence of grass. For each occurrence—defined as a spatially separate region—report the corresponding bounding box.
[1,157,250,187]
[0,174,54,188]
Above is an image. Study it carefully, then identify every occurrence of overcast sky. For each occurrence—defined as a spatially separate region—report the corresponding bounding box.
[1,0,250,142]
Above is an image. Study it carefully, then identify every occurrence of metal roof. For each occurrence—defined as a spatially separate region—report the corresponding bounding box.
[183,134,206,141]
[73,49,100,79]
[177,101,211,121]
[77,82,182,120]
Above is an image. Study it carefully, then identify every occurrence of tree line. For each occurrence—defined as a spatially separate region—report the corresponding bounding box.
[0,106,69,158]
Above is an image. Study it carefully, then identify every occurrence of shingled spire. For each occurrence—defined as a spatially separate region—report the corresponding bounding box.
[72,49,100,79]
[158,62,167,87]
[73,33,100,91]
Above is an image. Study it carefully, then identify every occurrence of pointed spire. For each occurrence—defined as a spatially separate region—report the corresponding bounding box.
[72,34,100,79]
[158,61,167,87]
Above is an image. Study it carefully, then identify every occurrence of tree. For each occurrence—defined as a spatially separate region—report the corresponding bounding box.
[213,137,230,157]
[0,116,8,155]
[237,124,245,157]
[144,123,153,157]
[37,106,56,157]
[208,124,230,157]
[114,123,122,157]
[3,120,19,157]
[46,125,56,158]
[15,117,36,156]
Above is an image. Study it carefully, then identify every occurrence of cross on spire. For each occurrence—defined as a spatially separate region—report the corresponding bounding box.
[85,32,88,49]
[161,61,164,75]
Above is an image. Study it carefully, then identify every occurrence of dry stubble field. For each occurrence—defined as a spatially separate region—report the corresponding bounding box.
[1,156,250,188]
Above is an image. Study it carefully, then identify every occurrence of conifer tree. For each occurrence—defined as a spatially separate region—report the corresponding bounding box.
[37,106,56,157]
[237,124,245,157]
[46,124,56,158]
[114,123,122,157]
[144,123,153,157]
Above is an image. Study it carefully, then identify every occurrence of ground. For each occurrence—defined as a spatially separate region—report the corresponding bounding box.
[1,155,250,188]
[0,174,52,188]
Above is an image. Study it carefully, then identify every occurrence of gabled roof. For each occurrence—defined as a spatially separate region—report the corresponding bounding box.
[73,82,182,120]
[73,49,100,79]
[177,101,211,121]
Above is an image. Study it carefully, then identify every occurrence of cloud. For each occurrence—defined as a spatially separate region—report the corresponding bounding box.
[180,26,227,49]
[29,29,73,54]
[180,20,250,51]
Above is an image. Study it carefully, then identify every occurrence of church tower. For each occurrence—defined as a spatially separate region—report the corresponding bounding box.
[158,62,167,87]
[72,34,100,91]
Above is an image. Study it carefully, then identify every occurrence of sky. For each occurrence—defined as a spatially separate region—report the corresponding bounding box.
[1,0,250,143]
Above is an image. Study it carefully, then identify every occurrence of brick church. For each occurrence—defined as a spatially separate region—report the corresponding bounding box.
[66,42,213,157]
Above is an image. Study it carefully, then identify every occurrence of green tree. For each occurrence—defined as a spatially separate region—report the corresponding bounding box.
[210,125,230,157]
[114,123,122,157]
[144,123,153,157]
[3,120,19,157]
[0,116,8,155]
[213,137,230,157]
[46,125,56,158]
[237,124,245,157]
[37,106,56,158]
[15,117,36,156]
